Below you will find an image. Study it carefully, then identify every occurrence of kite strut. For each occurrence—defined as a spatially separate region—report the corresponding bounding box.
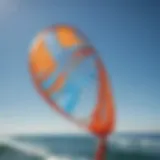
[95,137,106,160]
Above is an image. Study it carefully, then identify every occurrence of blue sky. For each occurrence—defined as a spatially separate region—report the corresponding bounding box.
[0,0,160,135]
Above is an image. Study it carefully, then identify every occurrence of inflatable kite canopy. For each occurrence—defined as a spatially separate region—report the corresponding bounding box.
[29,25,115,138]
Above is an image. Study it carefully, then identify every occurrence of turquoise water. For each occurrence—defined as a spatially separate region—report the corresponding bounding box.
[0,133,160,160]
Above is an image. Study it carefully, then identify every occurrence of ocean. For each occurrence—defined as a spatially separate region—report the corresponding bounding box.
[0,133,159,160]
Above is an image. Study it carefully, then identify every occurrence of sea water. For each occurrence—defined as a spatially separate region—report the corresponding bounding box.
[0,133,159,160]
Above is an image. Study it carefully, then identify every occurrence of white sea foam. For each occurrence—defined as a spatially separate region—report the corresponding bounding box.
[0,138,53,159]
[0,138,89,160]
[108,136,160,154]
[46,156,71,160]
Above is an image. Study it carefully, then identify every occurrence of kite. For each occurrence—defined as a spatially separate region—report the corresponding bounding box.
[29,25,115,160]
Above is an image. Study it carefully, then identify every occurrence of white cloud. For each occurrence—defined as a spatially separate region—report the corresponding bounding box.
[1,116,159,136]
[115,120,160,133]
[0,116,87,136]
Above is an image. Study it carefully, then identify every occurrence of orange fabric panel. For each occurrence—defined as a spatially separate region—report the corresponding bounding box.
[55,26,82,48]
[29,37,57,80]
[89,58,115,137]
